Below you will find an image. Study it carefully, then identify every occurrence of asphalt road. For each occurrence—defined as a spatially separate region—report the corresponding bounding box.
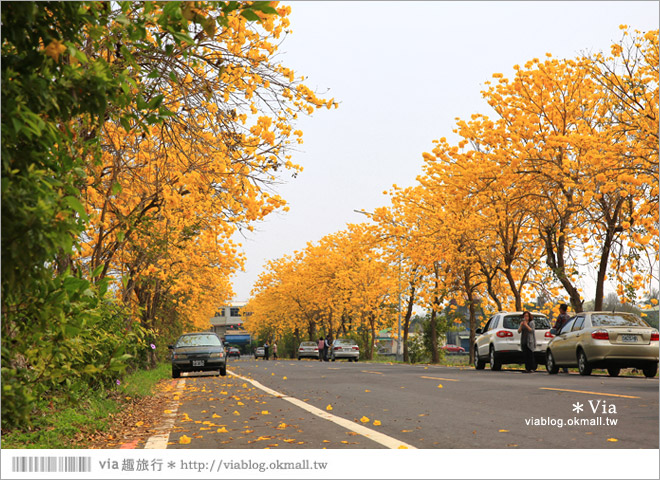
[161,357,658,449]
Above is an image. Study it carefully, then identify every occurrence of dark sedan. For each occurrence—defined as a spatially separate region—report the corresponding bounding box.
[169,332,227,378]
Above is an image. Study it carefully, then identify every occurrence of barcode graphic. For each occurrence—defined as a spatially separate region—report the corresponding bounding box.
[11,456,91,473]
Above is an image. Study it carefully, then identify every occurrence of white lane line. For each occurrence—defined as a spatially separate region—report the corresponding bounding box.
[144,378,186,449]
[229,370,416,450]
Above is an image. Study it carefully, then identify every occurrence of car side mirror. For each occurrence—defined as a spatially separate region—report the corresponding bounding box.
[476,328,482,335]
[168,345,174,350]
[549,328,557,336]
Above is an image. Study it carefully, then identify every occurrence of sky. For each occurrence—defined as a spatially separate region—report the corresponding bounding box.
[229,1,660,303]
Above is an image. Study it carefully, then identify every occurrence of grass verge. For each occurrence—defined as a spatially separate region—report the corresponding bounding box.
[1,363,171,449]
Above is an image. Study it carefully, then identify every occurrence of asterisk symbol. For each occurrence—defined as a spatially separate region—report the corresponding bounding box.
[572,402,584,413]
[168,462,176,469]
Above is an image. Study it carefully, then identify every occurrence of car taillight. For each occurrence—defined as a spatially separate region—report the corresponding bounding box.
[299,348,303,351]
[651,331,659,341]
[545,331,555,338]
[314,347,319,351]
[334,346,341,350]
[352,346,359,350]
[496,330,513,338]
[591,329,609,340]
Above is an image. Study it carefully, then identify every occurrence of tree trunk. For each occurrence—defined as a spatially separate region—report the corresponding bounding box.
[542,223,583,312]
[402,284,416,363]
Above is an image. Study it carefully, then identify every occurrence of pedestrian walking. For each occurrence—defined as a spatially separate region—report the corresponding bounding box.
[323,335,331,362]
[518,311,537,372]
[272,342,278,359]
[553,304,570,373]
[264,341,270,361]
[317,337,324,361]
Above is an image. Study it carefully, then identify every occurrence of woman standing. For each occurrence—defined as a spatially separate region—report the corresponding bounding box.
[518,311,537,372]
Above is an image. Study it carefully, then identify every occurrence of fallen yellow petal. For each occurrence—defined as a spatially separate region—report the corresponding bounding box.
[360,416,370,423]
[398,445,408,449]
[437,384,443,389]
[322,440,330,443]
[179,435,192,444]
[217,427,228,433]
[233,410,240,416]
[283,376,287,380]
[212,413,222,418]
[237,402,245,406]
[364,389,371,393]
[261,410,270,415]
[326,405,333,411]
[499,429,509,433]
[373,420,381,426]
[607,438,618,442]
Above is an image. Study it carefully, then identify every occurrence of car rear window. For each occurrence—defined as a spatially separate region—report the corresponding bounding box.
[176,334,222,347]
[503,314,550,329]
[300,342,316,346]
[591,313,649,328]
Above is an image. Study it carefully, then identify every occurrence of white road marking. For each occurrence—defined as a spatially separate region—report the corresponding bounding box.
[144,378,186,449]
[229,370,417,449]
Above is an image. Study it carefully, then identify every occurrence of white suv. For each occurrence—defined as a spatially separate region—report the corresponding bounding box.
[474,311,552,371]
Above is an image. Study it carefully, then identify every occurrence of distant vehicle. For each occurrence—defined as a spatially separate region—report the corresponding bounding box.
[297,341,319,360]
[441,344,466,355]
[474,312,552,371]
[545,311,659,377]
[254,346,265,359]
[169,332,226,378]
[227,347,241,358]
[330,339,359,362]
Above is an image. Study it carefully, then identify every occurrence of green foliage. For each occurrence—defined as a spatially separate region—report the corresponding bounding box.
[407,334,426,364]
[1,363,170,448]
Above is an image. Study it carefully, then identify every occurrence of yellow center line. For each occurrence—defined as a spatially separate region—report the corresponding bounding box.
[419,375,459,382]
[540,387,639,399]
[361,370,384,375]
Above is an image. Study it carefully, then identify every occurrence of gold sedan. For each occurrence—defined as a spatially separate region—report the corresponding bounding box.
[546,311,659,377]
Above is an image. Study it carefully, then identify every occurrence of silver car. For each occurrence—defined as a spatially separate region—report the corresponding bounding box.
[330,339,360,362]
[474,311,552,370]
[546,311,659,377]
[297,341,319,360]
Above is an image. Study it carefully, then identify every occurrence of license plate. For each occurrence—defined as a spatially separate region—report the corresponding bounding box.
[192,360,205,367]
[621,335,638,343]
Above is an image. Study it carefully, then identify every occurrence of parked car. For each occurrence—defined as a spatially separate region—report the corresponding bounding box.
[330,339,360,362]
[297,341,319,360]
[545,311,659,377]
[474,311,552,371]
[254,346,265,359]
[441,344,466,355]
[227,347,241,358]
[169,332,226,378]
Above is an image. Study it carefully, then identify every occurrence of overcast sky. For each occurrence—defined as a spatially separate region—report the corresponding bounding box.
[230,1,659,303]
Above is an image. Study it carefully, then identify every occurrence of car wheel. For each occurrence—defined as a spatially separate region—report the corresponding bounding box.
[474,346,486,370]
[298,356,301,360]
[577,349,592,376]
[172,366,180,379]
[219,364,227,376]
[546,350,559,374]
[607,367,620,377]
[489,346,501,371]
[642,364,657,378]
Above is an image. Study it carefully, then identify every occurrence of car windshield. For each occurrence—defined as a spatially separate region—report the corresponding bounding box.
[503,314,550,329]
[591,313,649,328]
[176,334,222,347]
[300,342,316,347]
